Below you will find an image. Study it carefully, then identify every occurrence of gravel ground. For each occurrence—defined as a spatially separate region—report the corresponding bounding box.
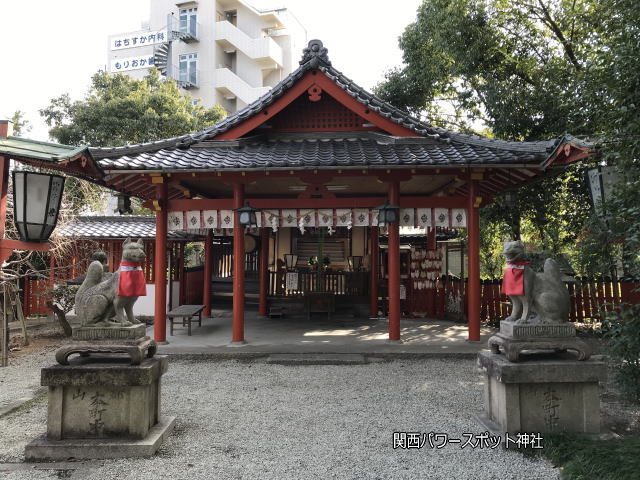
[0,357,560,480]
[0,342,60,409]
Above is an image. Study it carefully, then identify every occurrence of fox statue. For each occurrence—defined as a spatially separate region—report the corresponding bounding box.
[502,240,570,324]
[75,238,147,327]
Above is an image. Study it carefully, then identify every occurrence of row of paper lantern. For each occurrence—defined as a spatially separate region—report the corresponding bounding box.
[167,207,468,231]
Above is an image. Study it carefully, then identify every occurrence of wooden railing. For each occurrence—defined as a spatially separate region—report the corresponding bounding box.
[269,271,368,297]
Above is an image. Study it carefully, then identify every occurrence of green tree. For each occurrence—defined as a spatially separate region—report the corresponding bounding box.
[40,68,226,147]
[375,0,603,272]
[10,110,31,137]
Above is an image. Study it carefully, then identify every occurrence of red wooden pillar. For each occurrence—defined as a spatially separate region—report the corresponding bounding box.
[232,183,246,343]
[178,242,186,305]
[258,227,270,317]
[369,226,379,317]
[203,229,213,316]
[154,181,168,343]
[467,179,481,341]
[388,182,401,341]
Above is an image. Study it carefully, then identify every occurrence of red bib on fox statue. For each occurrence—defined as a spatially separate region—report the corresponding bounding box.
[502,261,531,296]
[118,261,147,297]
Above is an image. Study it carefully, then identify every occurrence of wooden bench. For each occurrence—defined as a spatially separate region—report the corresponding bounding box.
[167,304,205,336]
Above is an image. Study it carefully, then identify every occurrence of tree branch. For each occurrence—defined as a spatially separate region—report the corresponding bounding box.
[536,0,582,70]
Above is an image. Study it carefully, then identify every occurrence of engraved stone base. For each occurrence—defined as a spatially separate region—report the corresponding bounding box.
[25,356,172,460]
[55,337,156,366]
[477,352,606,434]
[73,324,146,341]
[25,417,175,461]
[488,320,590,362]
[57,326,156,365]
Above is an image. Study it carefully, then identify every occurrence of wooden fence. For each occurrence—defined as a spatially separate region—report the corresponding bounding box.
[443,277,640,323]
[269,271,368,297]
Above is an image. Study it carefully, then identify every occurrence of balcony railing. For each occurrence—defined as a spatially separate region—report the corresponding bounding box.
[214,20,283,68]
[215,67,270,103]
[176,67,199,89]
[170,18,199,43]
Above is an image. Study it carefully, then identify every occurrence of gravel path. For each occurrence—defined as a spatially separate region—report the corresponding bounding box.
[0,343,60,410]
[0,357,560,480]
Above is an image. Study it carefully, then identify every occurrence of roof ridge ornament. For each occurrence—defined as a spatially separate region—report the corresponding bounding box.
[300,39,331,67]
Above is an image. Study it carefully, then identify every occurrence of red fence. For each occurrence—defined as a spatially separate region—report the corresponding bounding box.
[443,277,640,323]
[22,277,52,317]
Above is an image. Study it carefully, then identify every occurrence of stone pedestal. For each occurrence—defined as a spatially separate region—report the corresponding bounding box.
[488,320,590,362]
[476,352,606,435]
[25,356,174,461]
[55,325,156,365]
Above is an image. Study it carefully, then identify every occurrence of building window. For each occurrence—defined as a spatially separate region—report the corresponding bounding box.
[180,7,198,37]
[179,53,198,86]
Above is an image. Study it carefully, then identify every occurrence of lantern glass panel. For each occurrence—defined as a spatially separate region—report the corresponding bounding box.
[46,176,64,225]
[26,173,50,227]
[12,171,65,242]
[13,172,25,229]
[284,253,298,269]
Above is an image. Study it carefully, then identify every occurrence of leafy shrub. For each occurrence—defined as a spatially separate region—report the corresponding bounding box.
[603,302,640,403]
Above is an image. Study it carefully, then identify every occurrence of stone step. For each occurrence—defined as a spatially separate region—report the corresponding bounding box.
[265,354,367,365]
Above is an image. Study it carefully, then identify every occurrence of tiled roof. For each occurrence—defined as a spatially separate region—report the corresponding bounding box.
[90,39,562,167]
[97,134,550,171]
[0,137,89,162]
[58,216,198,240]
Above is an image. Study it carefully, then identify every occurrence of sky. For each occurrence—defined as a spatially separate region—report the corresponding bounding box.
[0,0,422,141]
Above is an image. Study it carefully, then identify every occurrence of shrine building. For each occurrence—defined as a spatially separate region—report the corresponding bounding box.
[1,40,593,344]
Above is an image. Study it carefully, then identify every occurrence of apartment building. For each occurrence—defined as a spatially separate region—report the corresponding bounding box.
[107,0,306,112]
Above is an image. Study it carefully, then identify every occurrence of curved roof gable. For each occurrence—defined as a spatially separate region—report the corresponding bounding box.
[91,40,566,163]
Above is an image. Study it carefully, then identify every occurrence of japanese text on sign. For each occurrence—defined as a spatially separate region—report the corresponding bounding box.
[392,431,544,450]
[110,55,156,73]
[110,29,168,50]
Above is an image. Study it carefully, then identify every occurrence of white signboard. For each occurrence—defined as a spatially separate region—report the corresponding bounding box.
[286,272,299,292]
[110,55,156,73]
[110,29,168,50]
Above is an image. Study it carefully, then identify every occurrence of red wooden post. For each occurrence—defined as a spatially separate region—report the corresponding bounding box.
[467,179,481,341]
[154,181,168,343]
[203,230,213,316]
[369,226,379,317]
[178,243,186,305]
[258,227,270,317]
[232,183,246,343]
[388,182,401,341]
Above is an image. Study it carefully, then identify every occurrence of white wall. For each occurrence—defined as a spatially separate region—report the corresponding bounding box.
[107,0,304,112]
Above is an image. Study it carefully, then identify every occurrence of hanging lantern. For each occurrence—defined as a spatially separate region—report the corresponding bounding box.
[284,253,298,270]
[375,199,399,226]
[503,191,517,208]
[116,194,133,215]
[235,201,259,227]
[586,165,619,213]
[12,171,65,242]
